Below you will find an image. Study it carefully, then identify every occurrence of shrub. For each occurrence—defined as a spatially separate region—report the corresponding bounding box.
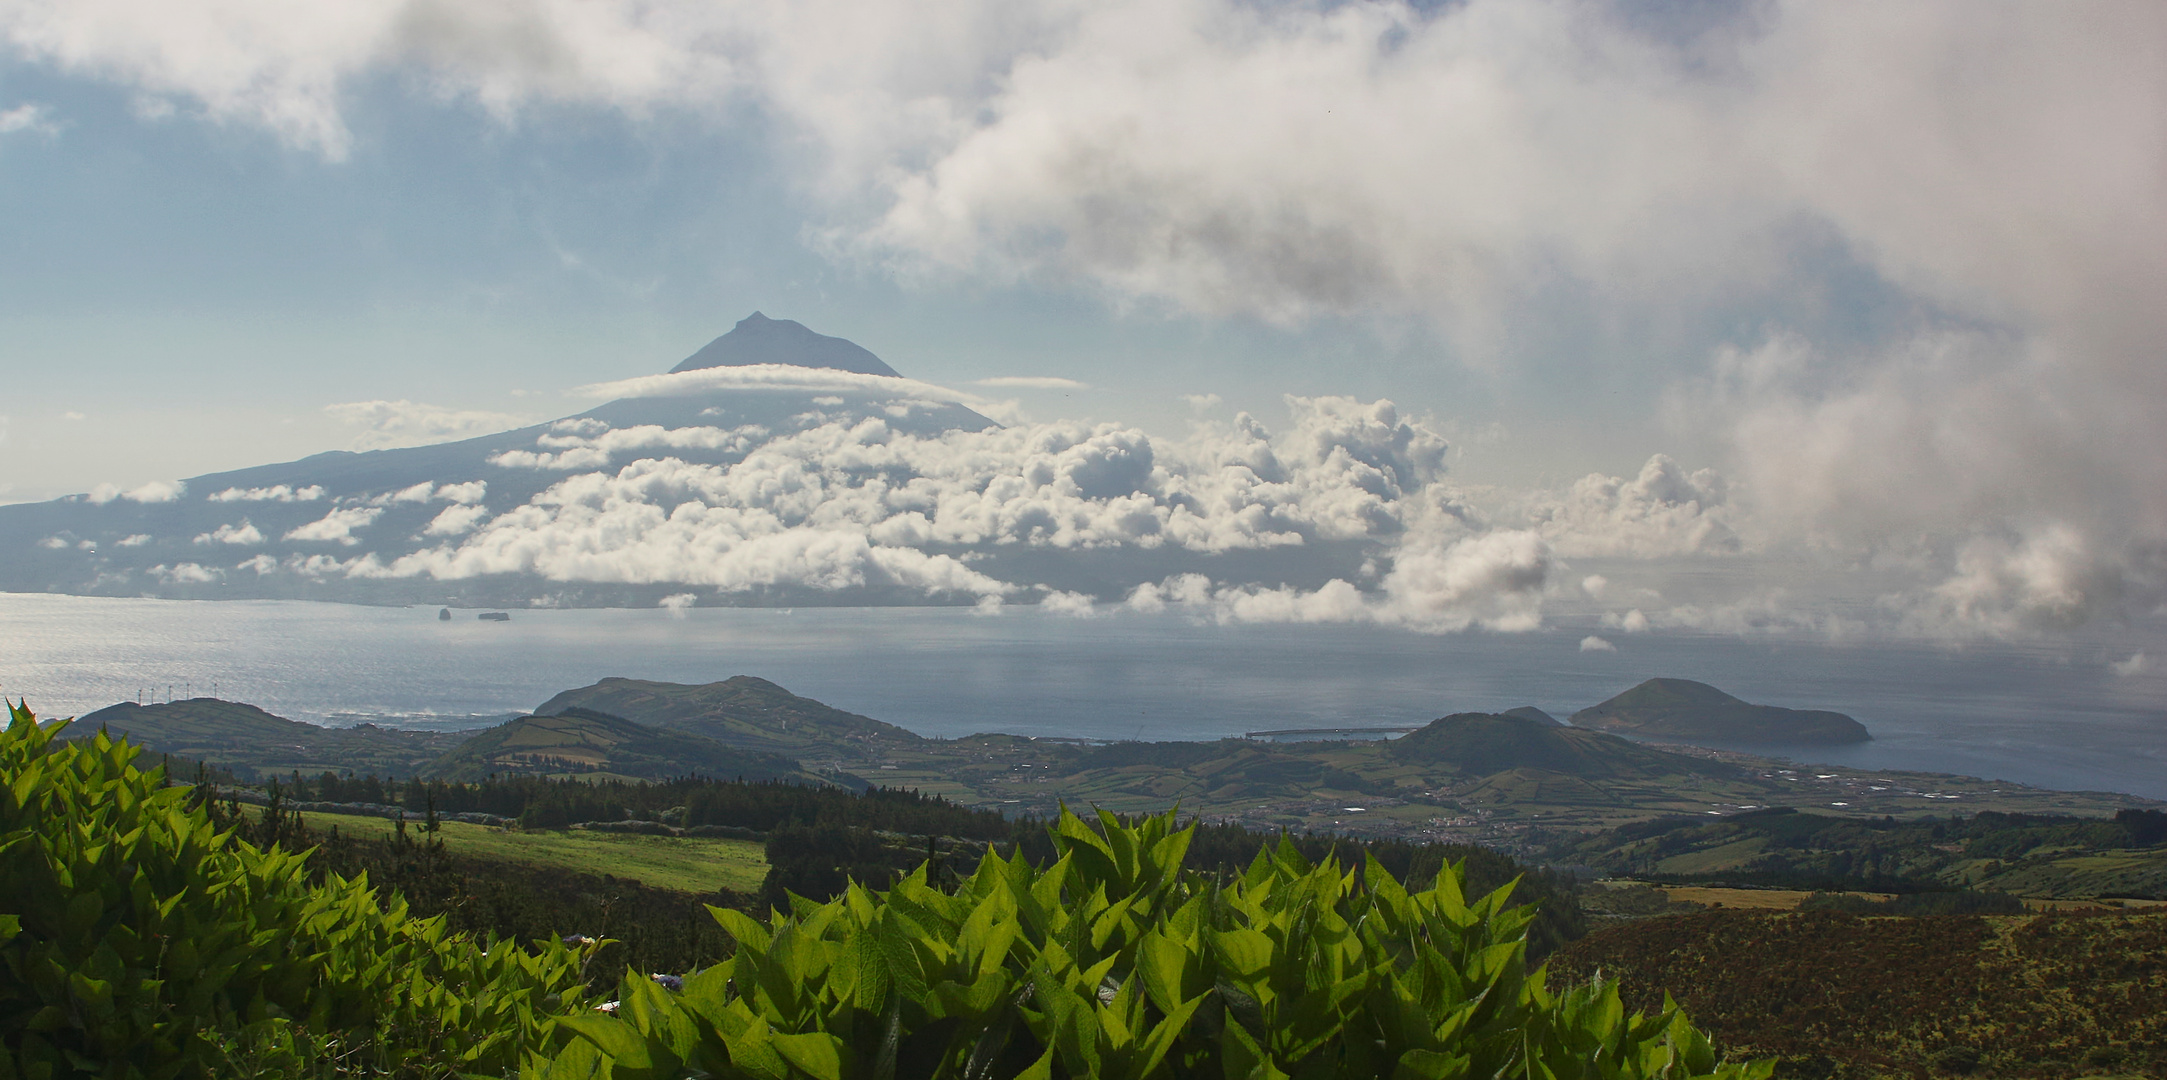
[1798,890,2026,917]
[0,702,594,1079]
[532,808,1770,1080]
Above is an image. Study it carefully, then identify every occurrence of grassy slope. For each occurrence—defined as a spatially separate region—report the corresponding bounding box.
[424,710,811,784]
[532,676,922,763]
[1558,808,2167,899]
[1392,712,1720,779]
[69,698,462,777]
[1985,849,2167,899]
[1549,909,2167,1079]
[1569,678,1871,746]
[289,809,768,895]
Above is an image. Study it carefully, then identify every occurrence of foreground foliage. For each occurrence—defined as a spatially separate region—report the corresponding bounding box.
[4,698,1757,1080]
[214,794,753,984]
[536,808,1768,1080]
[0,703,594,1079]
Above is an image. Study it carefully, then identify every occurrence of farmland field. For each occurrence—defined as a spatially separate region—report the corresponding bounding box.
[273,808,768,894]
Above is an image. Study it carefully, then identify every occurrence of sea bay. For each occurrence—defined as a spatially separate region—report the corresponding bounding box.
[2,592,2161,800]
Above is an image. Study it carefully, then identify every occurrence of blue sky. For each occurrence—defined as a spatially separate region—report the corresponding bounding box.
[0,53,1517,498]
[1,0,2163,649]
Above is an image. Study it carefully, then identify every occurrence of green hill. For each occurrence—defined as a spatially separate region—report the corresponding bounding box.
[1390,712,1726,779]
[1570,678,1871,746]
[425,707,814,783]
[533,676,924,761]
[71,698,461,778]
[1054,739,1369,802]
[898,714,1733,823]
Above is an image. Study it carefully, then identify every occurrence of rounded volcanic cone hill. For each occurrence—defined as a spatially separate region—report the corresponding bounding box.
[72,698,462,777]
[1501,706,1562,726]
[532,676,924,760]
[670,312,903,376]
[80,698,319,748]
[424,707,811,783]
[1392,712,1626,778]
[1389,712,1732,780]
[579,311,997,437]
[1569,678,1871,747]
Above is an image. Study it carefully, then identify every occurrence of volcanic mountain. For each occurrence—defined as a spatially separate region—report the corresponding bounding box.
[670,312,903,377]
[534,676,925,763]
[1389,712,1728,779]
[0,314,996,605]
[72,698,464,778]
[1569,678,1872,747]
[422,706,815,783]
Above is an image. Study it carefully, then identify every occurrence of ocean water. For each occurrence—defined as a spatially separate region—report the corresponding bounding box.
[2,593,2162,800]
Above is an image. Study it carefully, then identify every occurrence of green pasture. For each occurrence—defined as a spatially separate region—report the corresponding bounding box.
[279,808,769,894]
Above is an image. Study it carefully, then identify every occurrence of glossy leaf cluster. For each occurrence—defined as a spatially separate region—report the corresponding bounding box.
[0,703,594,1079]
[536,808,1770,1080]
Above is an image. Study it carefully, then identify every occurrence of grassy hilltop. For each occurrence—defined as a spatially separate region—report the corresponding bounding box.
[1570,678,1873,746]
[426,706,818,784]
[75,697,463,775]
[533,675,925,763]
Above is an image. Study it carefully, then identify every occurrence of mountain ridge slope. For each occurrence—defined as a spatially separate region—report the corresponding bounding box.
[669,312,902,377]
[534,676,925,762]
[1570,678,1871,746]
[423,706,816,782]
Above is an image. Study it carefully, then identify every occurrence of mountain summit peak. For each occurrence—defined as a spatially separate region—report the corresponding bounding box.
[670,313,903,377]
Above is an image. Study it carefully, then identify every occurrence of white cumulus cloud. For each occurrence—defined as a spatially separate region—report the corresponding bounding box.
[492,424,765,471]
[1113,528,1550,634]
[1519,455,1738,559]
[0,102,60,136]
[209,484,325,502]
[974,376,1087,390]
[1909,525,2130,637]
[325,400,529,450]
[575,364,983,407]
[284,506,383,546]
[308,395,1477,606]
[1036,589,1097,616]
[194,520,264,546]
[87,480,185,505]
[435,480,487,504]
[422,503,491,537]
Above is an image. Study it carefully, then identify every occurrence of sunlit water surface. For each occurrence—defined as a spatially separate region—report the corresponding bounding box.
[3,593,2161,799]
